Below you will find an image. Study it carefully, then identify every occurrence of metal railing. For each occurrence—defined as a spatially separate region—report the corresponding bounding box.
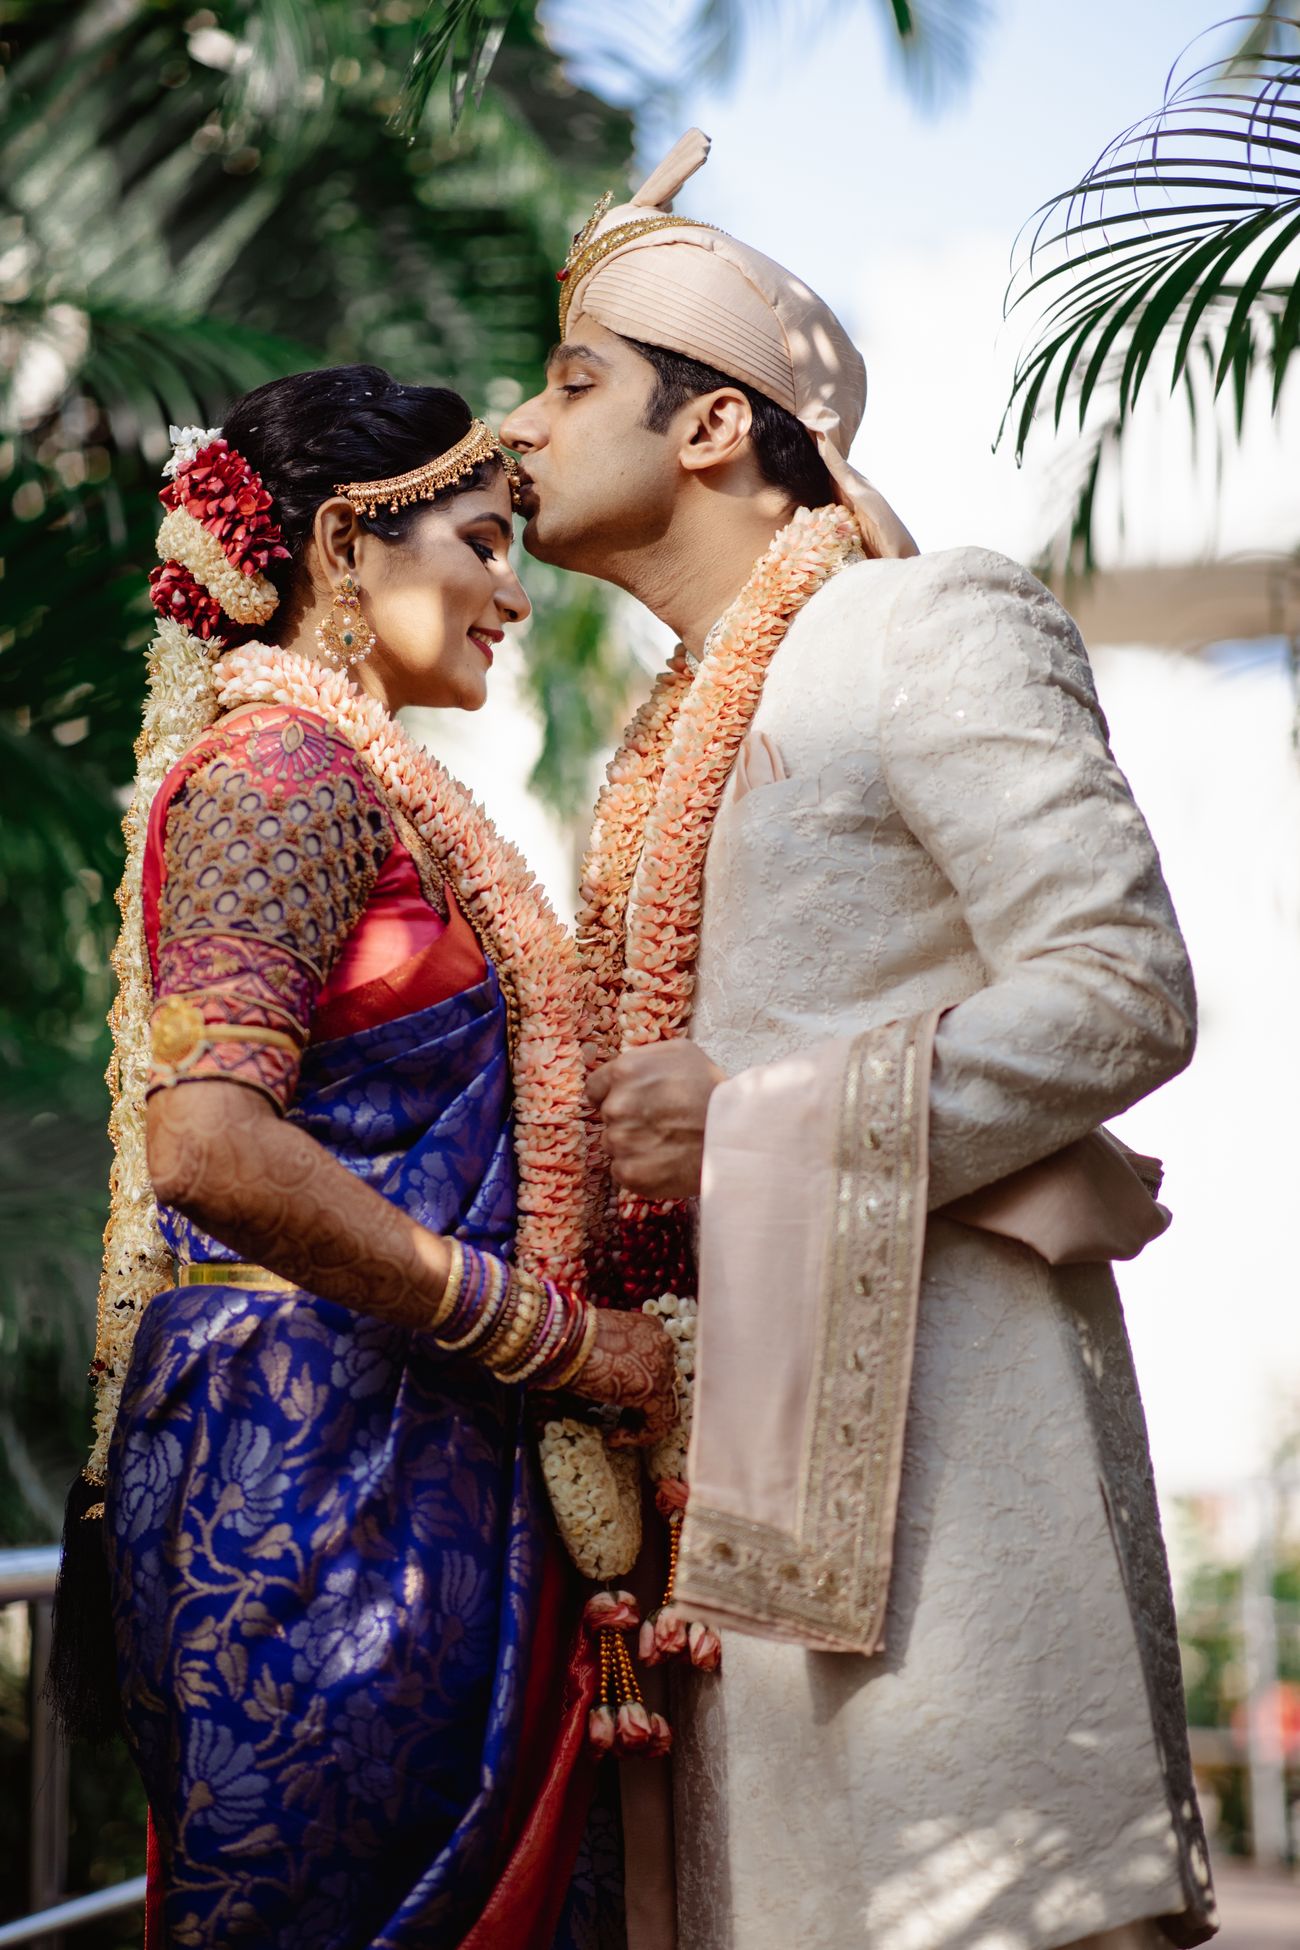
[0,1546,146,1947]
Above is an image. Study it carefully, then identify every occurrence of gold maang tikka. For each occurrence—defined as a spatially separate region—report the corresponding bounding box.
[336,419,520,519]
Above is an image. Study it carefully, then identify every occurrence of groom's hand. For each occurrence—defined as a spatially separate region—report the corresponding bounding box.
[588,1042,726,1200]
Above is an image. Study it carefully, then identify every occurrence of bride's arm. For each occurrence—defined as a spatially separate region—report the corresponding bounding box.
[147,1084,676,1434]
[147,1078,451,1324]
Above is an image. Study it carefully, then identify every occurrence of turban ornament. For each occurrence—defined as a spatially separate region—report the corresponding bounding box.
[559,131,917,561]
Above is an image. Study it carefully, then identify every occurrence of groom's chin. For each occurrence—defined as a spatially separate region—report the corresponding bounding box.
[520,515,572,569]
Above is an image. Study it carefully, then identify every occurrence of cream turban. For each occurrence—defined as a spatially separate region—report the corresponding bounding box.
[561,130,916,560]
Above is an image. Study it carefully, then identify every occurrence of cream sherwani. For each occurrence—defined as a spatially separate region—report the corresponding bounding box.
[672,547,1216,1950]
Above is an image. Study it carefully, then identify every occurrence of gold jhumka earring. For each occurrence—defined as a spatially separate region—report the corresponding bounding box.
[316,573,377,670]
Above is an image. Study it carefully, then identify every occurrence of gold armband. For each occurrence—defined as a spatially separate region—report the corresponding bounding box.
[150,996,300,1072]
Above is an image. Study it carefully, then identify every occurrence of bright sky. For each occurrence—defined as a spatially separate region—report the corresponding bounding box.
[453,3,1300,1498]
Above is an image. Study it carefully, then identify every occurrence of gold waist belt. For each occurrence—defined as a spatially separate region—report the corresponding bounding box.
[174,1261,298,1292]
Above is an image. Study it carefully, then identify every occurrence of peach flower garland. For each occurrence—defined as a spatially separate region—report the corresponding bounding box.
[215,647,590,1288]
[577,502,864,1293]
[562,506,865,1746]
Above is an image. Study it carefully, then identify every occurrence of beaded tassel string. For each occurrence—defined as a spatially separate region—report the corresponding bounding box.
[594,1618,648,1740]
[662,1510,682,1609]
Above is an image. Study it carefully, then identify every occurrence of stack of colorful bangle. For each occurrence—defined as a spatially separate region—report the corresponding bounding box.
[435,1240,597,1390]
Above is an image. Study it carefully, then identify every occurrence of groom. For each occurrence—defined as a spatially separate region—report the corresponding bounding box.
[502,133,1217,1950]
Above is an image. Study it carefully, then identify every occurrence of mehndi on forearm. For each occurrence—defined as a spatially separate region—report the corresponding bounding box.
[149,1081,450,1329]
[147,1082,597,1383]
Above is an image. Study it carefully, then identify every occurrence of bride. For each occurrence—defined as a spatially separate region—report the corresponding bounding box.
[53,365,675,1950]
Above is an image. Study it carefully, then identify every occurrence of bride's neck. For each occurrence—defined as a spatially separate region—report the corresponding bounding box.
[269,600,398,717]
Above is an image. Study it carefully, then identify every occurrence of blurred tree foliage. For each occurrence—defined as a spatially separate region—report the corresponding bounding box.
[0,0,635,1552]
[1174,1491,1300,1861]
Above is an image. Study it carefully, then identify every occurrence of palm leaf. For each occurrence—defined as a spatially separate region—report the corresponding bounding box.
[397,0,987,129]
[398,0,519,135]
[878,0,990,104]
[1002,13,1300,573]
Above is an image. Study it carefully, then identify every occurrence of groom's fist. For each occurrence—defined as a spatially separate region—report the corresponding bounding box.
[588,1041,726,1200]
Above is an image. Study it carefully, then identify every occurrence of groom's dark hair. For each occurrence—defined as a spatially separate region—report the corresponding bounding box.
[621,336,836,511]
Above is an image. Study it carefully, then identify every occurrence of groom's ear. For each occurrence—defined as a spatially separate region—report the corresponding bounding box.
[677,388,755,477]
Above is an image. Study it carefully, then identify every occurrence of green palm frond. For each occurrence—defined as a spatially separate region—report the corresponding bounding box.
[3,296,314,451]
[400,0,987,128]
[1001,12,1300,575]
[398,0,520,135]
[878,0,989,104]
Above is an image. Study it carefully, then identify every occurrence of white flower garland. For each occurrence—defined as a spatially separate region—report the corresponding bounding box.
[538,1420,642,1580]
[535,1293,695,1583]
[155,505,279,626]
[644,1292,696,1488]
[88,619,223,1482]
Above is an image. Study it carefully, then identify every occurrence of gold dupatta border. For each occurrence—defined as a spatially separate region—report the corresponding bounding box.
[677,1011,937,1654]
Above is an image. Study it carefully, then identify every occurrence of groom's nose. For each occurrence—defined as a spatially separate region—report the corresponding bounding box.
[499,393,545,454]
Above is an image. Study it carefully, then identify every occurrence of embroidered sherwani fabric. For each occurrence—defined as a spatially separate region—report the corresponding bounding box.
[674,548,1215,1950]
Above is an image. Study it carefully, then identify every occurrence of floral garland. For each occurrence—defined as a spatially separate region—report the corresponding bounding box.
[215,646,591,1287]
[539,1420,642,1581]
[577,502,863,1295]
[88,620,227,1482]
[548,506,864,1739]
[154,430,290,637]
[576,654,694,1286]
[154,505,279,626]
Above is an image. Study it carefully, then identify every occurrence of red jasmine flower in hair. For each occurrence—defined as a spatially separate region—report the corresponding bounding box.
[148,562,224,641]
[161,439,291,579]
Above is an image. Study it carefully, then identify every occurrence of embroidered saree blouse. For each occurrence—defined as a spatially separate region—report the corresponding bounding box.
[142,704,484,1105]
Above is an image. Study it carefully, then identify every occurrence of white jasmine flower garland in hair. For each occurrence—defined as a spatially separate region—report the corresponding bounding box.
[155,506,279,627]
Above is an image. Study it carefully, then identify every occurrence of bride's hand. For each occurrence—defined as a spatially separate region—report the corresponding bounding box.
[565,1309,679,1449]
